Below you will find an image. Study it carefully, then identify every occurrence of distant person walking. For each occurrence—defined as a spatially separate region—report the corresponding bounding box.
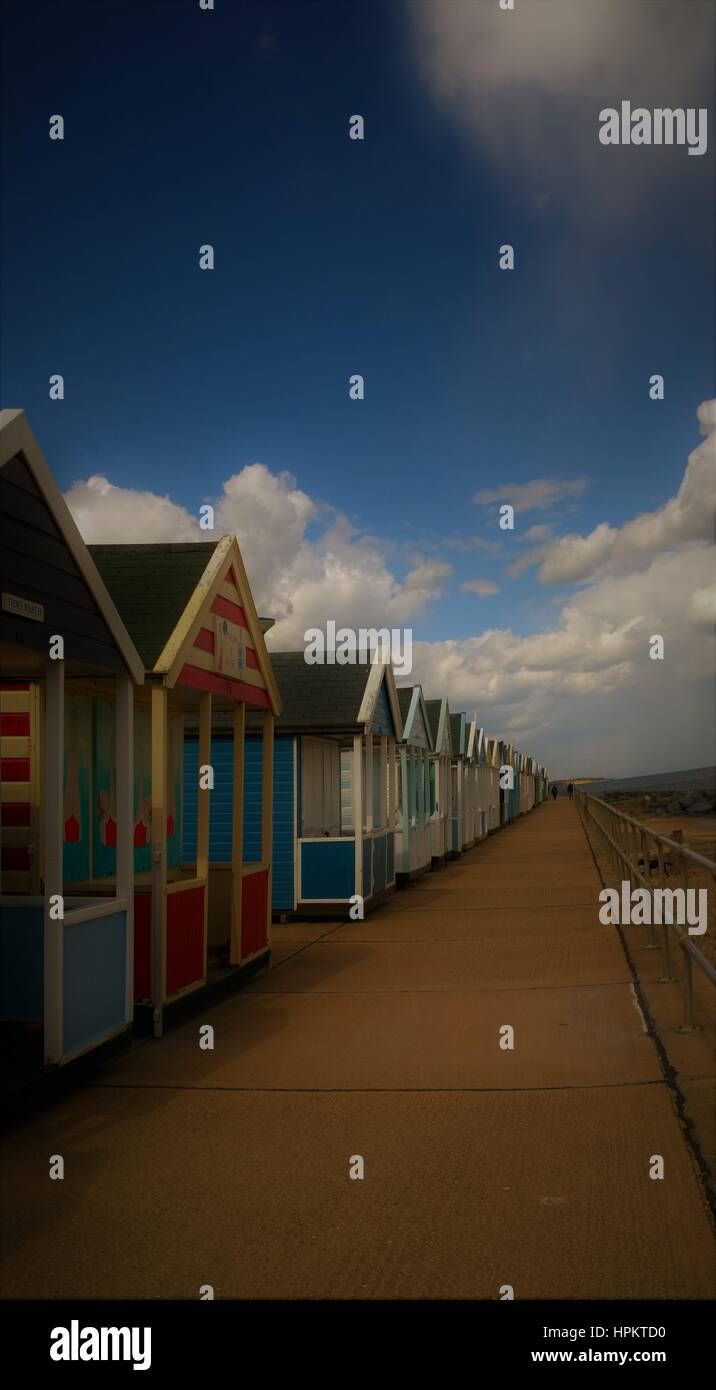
[550,783,558,801]
[567,782,574,800]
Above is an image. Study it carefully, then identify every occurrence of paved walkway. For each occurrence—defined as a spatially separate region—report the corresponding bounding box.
[2,802,714,1299]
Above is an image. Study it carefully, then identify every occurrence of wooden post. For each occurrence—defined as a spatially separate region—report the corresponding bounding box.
[196,691,212,881]
[43,658,64,1065]
[29,683,41,895]
[398,747,407,864]
[380,736,388,830]
[196,691,212,977]
[150,683,168,1033]
[230,702,245,965]
[365,731,373,833]
[115,674,134,1027]
[261,710,274,946]
[353,733,363,899]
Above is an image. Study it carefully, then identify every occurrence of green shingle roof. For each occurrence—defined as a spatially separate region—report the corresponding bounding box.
[89,543,218,669]
[248,652,375,732]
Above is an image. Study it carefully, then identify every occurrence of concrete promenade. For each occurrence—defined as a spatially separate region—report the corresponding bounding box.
[2,801,714,1300]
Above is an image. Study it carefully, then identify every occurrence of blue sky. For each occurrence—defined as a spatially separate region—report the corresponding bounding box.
[2,0,715,774]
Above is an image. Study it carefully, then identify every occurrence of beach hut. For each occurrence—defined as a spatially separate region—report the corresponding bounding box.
[185,653,403,916]
[449,711,467,857]
[484,737,501,832]
[89,536,281,1032]
[425,698,451,865]
[394,685,433,883]
[463,719,477,849]
[522,756,536,813]
[0,411,144,1081]
[466,723,491,844]
[498,741,514,826]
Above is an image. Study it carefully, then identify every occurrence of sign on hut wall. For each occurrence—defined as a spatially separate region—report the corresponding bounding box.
[215,614,246,678]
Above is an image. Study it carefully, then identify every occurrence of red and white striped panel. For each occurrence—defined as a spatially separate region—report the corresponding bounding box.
[178,564,270,708]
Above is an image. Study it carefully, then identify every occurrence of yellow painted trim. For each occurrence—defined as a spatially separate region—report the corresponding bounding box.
[230,702,245,965]
[153,535,233,685]
[166,876,207,895]
[0,692,32,713]
[0,736,30,757]
[157,536,282,714]
[150,685,168,1005]
[0,782,30,802]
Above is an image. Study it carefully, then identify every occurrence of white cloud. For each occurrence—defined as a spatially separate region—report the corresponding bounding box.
[66,462,452,647]
[462,579,499,597]
[474,477,589,513]
[65,398,715,779]
[513,418,716,584]
[64,475,200,543]
[407,0,713,222]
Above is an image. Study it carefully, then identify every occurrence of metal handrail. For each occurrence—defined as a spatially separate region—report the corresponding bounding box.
[575,788,715,1031]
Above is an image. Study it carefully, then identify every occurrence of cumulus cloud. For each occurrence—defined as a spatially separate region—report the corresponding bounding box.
[64,475,200,543]
[512,414,716,583]
[65,397,715,778]
[462,579,499,597]
[410,401,716,773]
[66,461,452,646]
[407,0,714,222]
[409,544,715,771]
[474,477,589,513]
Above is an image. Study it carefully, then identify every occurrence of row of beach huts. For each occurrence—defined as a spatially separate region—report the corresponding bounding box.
[0,412,548,1092]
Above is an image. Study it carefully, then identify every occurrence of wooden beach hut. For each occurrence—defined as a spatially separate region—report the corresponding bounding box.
[394,684,433,883]
[88,536,281,1032]
[466,722,491,844]
[463,719,478,849]
[484,737,501,833]
[0,411,144,1082]
[449,711,467,857]
[498,741,512,826]
[184,653,403,917]
[521,756,536,814]
[425,697,451,866]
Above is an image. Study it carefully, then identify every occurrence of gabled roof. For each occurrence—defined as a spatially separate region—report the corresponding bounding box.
[241,652,402,736]
[396,684,432,748]
[90,535,281,712]
[0,410,144,683]
[89,542,216,670]
[425,697,451,757]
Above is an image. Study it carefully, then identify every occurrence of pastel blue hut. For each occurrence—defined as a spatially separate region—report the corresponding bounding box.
[394,685,433,883]
[424,697,452,865]
[0,412,144,1090]
[184,653,403,917]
